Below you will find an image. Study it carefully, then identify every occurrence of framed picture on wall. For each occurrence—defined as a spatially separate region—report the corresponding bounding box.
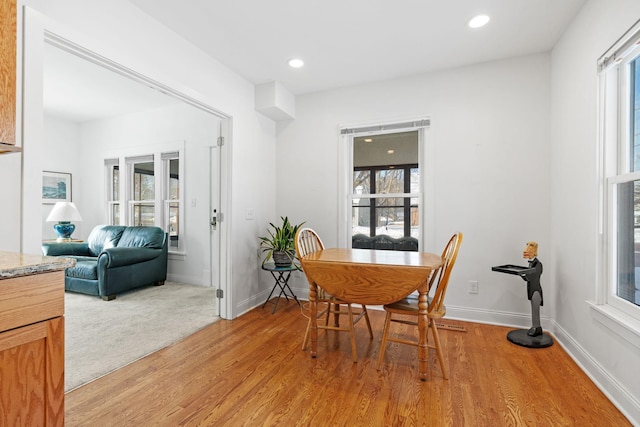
[42,171,72,204]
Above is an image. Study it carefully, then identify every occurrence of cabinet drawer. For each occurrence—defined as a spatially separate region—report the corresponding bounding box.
[0,270,64,333]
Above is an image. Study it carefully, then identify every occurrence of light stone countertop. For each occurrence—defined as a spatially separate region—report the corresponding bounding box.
[0,251,75,279]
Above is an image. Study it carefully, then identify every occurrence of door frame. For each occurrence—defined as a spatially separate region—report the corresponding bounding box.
[22,7,232,319]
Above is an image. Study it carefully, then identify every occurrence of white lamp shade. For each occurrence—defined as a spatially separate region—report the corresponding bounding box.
[46,202,83,222]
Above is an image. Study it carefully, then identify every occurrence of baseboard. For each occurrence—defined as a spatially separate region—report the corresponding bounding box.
[551,321,640,426]
[444,305,536,329]
[166,272,204,286]
[286,293,639,424]
[235,286,295,317]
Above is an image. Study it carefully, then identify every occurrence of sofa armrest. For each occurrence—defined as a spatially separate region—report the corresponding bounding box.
[42,242,91,257]
[99,247,163,268]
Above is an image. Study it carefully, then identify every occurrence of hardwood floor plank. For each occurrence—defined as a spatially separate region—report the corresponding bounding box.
[65,300,631,426]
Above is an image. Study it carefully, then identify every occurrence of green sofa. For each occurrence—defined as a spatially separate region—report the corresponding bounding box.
[42,225,168,300]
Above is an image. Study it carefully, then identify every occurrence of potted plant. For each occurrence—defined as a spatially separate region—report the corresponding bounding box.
[259,216,305,267]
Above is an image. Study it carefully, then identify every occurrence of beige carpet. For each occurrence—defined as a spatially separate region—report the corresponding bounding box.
[64,281,218,391]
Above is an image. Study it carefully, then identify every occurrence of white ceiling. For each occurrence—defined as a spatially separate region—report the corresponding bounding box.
[130,0,586,95]
[43,0,587,123]
[43,44,180,123]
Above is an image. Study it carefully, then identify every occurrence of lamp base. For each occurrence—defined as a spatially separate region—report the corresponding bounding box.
[53,222,76,241]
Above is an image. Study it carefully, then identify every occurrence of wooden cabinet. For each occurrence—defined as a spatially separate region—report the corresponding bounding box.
[0,270,65,426]
[0,0,17,145]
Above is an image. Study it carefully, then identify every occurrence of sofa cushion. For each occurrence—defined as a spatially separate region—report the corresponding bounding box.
[117,226,165,249]
[87,225,125,256]
[42,241,91,257]
[66,260,99,280]
[65,255,98,263]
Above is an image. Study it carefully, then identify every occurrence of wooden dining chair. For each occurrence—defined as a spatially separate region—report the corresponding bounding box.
[295,227,373,362]
[376,232,463,378]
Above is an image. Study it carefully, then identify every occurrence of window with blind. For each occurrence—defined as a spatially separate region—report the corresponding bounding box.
[104,150,184,252]
[599,20,640,321]
[105,159,120,225]
[128,156,156,227]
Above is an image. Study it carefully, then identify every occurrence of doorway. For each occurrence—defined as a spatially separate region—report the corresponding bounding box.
[22,12,231,388]
[40,36,226,311]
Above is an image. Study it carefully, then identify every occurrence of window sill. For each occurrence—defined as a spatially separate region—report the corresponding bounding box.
[588,301,640,349]
[168,251,186,261]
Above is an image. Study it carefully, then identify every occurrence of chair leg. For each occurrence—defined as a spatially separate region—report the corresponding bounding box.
[303,302,329,351]
[302,317,312,351]
[332,303,341,327]
[429,319,448,379]
[324,303,332,326]
[346,304,358,362]
[362,305,373,339]
[377,311,393,370]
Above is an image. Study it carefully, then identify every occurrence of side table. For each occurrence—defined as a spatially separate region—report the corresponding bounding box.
[261,263,301,314]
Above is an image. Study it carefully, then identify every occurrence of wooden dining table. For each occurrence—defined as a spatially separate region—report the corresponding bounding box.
[300,247,443,381]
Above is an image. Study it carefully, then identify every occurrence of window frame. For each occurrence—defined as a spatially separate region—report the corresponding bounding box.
[127,155,156,228]
[338,119,434,251]
[353,163,419,239]
[104,146,185,254]
[162,152,184,252]
[105,158,120,226]
[597,21,640,330]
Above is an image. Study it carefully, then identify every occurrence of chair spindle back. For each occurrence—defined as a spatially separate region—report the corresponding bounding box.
[428,232,463,314]
[295,228,325,259]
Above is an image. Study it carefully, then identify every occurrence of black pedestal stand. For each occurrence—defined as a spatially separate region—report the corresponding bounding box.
[492,264,554,349]
[506,329,553,348]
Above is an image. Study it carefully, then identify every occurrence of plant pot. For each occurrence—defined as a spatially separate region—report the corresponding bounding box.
[272,251,293,267]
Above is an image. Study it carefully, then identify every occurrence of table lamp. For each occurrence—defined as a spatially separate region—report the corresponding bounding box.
[46,202,83,242]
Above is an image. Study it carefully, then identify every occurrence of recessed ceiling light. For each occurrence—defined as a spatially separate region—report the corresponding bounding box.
[364,138,373,142]
[288,58,304,68]
[387,149,395,154]
[468,14,490,29]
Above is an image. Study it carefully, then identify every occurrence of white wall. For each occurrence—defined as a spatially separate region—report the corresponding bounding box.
[68,103,218,286]
[10,0,277,319]
[550,0,640,423]
[0,154,22,253]
[5,0,636,419]
[40,116,83,241]
[278,54,552,326]
[277,0,640,421]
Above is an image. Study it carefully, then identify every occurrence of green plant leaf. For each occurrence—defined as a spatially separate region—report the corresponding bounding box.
[258,216,305,266]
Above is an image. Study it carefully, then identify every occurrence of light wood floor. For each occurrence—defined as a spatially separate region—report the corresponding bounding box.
[65,299,631,426]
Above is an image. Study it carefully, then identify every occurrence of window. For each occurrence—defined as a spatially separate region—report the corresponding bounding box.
[163,153,181,250]
[353,164,419,240]
[342,126,427,251]
[105,159,120,225]
[128,156,155,227]
[105,150,184,252]
[599,21,640,321]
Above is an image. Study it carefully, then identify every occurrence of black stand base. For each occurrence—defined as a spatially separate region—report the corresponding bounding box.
[507,329,553,348]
